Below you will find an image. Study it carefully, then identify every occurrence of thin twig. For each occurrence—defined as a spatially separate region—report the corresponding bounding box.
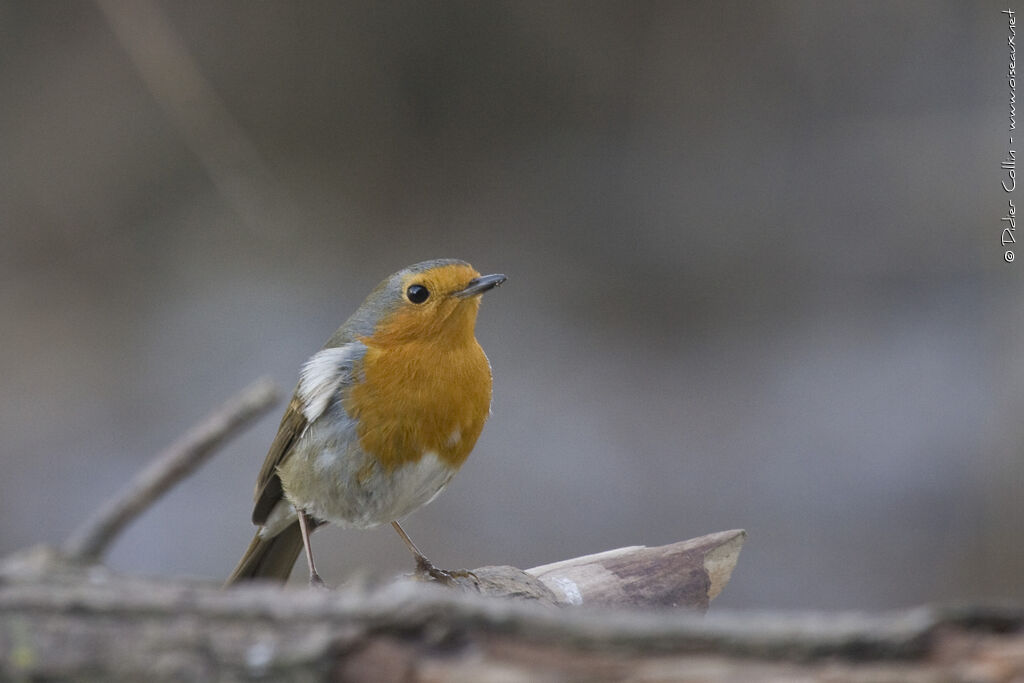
[62,378,280,561]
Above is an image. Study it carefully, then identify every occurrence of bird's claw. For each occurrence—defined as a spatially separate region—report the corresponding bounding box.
[415,556,478,587]
[308,572,331,591]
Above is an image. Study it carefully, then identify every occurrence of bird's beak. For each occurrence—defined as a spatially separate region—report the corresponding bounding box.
[454,273,507,299]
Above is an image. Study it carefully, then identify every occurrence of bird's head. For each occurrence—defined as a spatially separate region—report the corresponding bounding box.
[354,259,506,347]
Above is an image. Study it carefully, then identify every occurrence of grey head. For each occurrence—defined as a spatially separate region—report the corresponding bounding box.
[324,259,472,348]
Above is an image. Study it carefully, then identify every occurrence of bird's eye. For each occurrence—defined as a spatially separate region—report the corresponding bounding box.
[406,284,430,304]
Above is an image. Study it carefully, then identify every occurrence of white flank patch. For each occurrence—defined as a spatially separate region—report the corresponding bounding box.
[297,343,363,422]
[446,427,462,447]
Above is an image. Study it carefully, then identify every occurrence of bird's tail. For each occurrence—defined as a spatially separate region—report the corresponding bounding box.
[225,521,304,586]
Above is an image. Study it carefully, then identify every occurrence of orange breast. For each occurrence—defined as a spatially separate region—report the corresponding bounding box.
[344,337,493,472]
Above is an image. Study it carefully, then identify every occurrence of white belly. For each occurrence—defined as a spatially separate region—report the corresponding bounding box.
[269,409,457,535]
[307,447,455,528]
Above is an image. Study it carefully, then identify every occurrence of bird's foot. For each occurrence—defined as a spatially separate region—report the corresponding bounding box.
[414,555,478,588]
[308,571,331,591]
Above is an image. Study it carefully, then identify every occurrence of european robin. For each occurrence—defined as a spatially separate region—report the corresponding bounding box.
[226,259,506,586]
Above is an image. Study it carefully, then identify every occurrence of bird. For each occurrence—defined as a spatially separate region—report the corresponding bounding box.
[226,259,506,587]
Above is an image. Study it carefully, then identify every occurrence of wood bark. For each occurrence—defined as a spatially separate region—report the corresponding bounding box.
[0,544,1021,681]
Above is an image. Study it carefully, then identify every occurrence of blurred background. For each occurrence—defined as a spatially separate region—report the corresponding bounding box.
[1,1,1020,610]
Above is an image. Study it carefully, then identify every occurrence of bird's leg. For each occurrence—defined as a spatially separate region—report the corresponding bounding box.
[390,521,477,586]
[297,509,328,589]
[390,520,434,574]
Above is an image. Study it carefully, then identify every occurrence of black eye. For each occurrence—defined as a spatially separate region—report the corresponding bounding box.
[406,284,430,303]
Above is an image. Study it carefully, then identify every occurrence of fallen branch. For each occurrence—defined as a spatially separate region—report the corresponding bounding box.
[61,378,280,561]
[0,548,1020,681]
[528,529,745,609]
[459,530,745,610]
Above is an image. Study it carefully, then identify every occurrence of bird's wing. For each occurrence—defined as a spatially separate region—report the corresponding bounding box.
[251,342,367,526]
